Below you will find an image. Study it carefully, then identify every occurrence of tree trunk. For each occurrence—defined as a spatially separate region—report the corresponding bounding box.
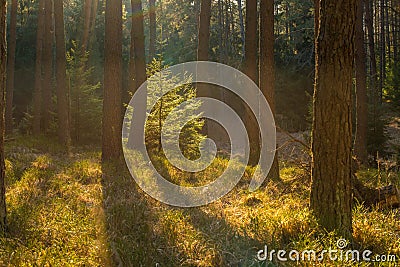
[310,0,357,239]
[54,0,70,147]
[365,0,378,143]
[33,0,46,135]
[87,0,98,59]
[238,0,245,60]
[42,0,53,133]
[196,0,212,135]
[82,0,92,53]
[149,0,156,60]
[354,0,368,166]
[127,0,147,149]
[5,0,17,135]
[260,0,280,181]
[197,0,211,62]
[244,0,259,165]
[102,0,122,160]
[379,0,385,102]
[0,0,7,230]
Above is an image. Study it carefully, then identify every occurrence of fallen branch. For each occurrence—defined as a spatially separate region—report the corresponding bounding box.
[275,125,310,151]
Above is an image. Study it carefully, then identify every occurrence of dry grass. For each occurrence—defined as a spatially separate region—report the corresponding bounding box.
[0,136,399,266]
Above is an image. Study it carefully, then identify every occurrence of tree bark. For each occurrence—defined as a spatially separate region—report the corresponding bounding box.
[5,0,17,135]
[238,0,245,60]
[197,0,211,62]
[127,0,147,149]
[365,0,378,143]
[354,0,368,166]
[149,0,156,60]
[196,0,212,135]
[54,0,70,147]
[102,0,122,160]
[244,0,259,165]
[0,0,7,230]
[82,0,92,53]
[310,0,357,239]
[260,0,280,181]
[33,0,46,135]
[42,0,53,133]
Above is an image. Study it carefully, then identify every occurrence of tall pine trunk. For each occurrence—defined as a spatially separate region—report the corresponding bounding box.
[0,0,7,230]
[102,0,122,160]
[33,0,46,135]
[82,0,92,53]
[244,0,259,165]
[149,0,156,60]
[354,0,368,165]
[54,0,70,147]
[42,0,53,133]
[310,0,356,239]
[127,0,147,149]
[196,0,211,134]
[5,0,17,134]
[260,0,280,181]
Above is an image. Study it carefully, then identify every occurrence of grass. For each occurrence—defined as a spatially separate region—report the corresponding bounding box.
[0,135,399,266]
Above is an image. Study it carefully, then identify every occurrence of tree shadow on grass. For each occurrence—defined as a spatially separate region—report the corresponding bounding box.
[182,207,264,267]
[101,160,184,266]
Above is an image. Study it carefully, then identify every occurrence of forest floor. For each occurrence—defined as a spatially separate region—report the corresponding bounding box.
[0,136,399,266]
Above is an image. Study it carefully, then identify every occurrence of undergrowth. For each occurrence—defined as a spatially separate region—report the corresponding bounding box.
[0,136,398,266]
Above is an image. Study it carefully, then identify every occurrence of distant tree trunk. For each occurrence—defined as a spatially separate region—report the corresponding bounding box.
[244,0,259,165]
[314,0,320,38]
[196,0,211,134]
[244,0,257,82]
[197,0,211,61]
[365,0,378,141]
[102,0,122,160]
[260,0,280,181]
[89,0,99,51]
[0,0,7,230]
[310,0,356,239]
[42,0,54,133]
[379,0,385,101]
[238,0,245,60]
[54,0,70,147]
[82,0,92,53]
[354,0,368,166]
[33,0,46,135]
[127,0,147,149]
[5,0,17,134]
[149,0,156,60]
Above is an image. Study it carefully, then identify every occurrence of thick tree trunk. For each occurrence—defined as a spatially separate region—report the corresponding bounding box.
[149,0,156,60]
[127,0,147,149]
[42,0,53,133]
[354,0,368,166]
[260,0,280,181]
[244,0,259,165]
[102,0,122,160]
[33,0,46,135]
[54,0,70,147]
[196,0,212,135]
[310,0,357,239]
[0,0,7,230]
[197,0,211,62]
[5,0,17,135]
